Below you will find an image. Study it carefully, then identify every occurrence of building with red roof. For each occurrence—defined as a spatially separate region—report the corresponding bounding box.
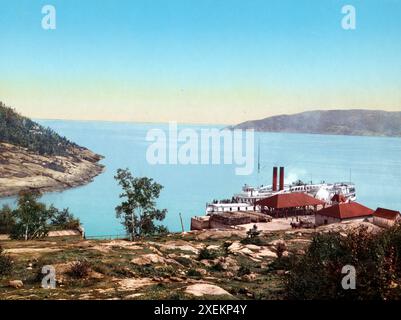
[372,208,401,229]
[255,193,325,218]
[315,201,374,226]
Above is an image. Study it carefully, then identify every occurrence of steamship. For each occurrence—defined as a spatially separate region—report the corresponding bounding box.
[206,167,356,214]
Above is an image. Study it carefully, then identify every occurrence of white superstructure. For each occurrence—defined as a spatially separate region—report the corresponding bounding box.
[205,167,356,214]
[234,181,356,204]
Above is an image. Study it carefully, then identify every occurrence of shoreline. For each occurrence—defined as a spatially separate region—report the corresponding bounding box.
[0,142,105,199]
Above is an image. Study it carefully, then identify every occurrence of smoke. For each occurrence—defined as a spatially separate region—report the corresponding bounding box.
[285,168,307,184]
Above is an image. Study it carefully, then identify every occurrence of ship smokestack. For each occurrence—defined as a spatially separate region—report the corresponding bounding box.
[272,167,278,191]
[279,167,285,191]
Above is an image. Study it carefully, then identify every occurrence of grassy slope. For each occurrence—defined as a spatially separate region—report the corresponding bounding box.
[0,230,312,300]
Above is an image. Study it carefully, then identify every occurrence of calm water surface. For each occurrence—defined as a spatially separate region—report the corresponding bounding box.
[1,120,401,236]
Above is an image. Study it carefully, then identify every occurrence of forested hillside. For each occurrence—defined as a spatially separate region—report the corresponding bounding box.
[0,102,78,156]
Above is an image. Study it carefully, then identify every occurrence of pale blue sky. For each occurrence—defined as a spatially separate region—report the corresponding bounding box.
[1,0,401,123]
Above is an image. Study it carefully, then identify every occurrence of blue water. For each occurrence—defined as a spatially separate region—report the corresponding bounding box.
[1,120,401,236]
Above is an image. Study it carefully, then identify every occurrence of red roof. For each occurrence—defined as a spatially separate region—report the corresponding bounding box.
[317,202,374,220]
[373,208,400,220]
[255,193,325,209]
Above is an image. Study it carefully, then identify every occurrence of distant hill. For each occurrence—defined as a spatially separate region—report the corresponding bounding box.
[231,110,401,137]
[0,101,78,156]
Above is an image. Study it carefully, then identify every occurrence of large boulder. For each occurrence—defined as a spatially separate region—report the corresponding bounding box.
[185,284,232,297]
[131,254,168,266]
[8,280,23,289]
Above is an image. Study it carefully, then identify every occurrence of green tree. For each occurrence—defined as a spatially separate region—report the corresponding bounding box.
[50,207,80,229]
[114,168,168,240]
[8,191,79,240]
[10,191,53,240]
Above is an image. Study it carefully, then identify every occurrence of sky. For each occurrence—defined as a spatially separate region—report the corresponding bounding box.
[0,0,401,124]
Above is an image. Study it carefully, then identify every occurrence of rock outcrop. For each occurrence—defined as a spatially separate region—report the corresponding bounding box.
[185,284,232,297]
[0,142,104,197]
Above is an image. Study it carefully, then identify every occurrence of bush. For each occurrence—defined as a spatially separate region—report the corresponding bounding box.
[240,236,263,246]
[276,242,287,259]
[198,248,218,260]
[174,256,193,267]
[68,260,91,279]
[238,265,251,277]
[210,262,225,272]
[286,225,401,300]
[266,256,295,273]
[0,246,13,276]
[221,242,231,256]
[0,205,15,234]
[187,269,202,278]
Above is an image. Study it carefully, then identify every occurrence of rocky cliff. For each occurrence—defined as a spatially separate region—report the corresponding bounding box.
[0,102,104,197]
[0,142,104,197]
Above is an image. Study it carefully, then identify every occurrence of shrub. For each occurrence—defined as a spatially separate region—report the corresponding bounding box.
[221,242,231,255]
[210,262,225,272]
[132,265,175,278]
[187,269,202,278]
[240,236,263,246]
[266,255,295,273]
[68,260,91,279]
[238,265,251,277]
[0,205,15,234]
[198,248,218,260]
[286,225,401,300]
[0,246,13,276]
[276,242,287,259]
[174,256,193,267]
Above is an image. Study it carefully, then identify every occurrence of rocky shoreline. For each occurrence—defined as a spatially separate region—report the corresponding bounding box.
[0,142,105,198]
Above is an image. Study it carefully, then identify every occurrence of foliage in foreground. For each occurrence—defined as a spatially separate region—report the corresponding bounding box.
[286,224,401,300]
[0,246,13,276]
[198,247,219,260]
[68,260,91,279]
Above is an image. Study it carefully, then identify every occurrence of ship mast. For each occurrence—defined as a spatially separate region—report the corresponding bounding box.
[257,137,261,174]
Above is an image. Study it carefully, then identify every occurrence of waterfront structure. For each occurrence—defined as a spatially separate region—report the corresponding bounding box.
[206,203,256,214]
[315,202,374,226]
[372,208,401,229]
[255,193,325,218]
[190,211,271,231]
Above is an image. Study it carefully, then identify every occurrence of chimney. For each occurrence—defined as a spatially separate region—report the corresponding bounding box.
[279,167,285,191]
[272,167,278,191]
